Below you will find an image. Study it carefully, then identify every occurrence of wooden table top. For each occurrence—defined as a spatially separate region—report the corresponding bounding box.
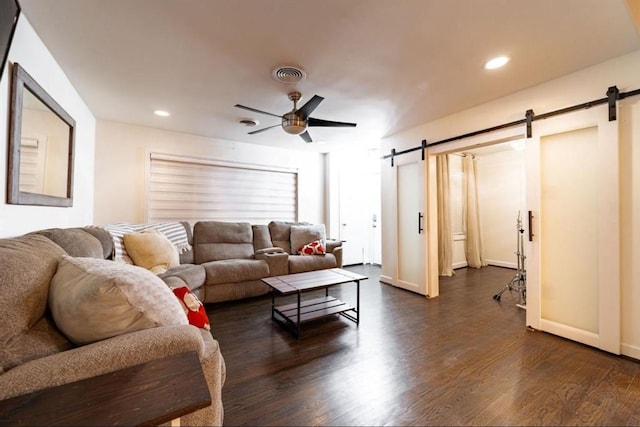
[0,351,211,426]
[262,268,368,295]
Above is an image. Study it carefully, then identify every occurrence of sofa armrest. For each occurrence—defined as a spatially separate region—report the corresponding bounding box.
[254,247,285,256]
[326,239,342,253]
[0,325,225,426]
[330,245,343,268]
[0,325,211,401]
[326,240,342,268]
[255,250,288,276]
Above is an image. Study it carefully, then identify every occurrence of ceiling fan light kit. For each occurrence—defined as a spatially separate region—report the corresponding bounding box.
[282,112,306,135]
[234,90,356,143]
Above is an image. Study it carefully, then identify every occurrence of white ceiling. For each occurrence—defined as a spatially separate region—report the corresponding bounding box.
[17,0,640,153]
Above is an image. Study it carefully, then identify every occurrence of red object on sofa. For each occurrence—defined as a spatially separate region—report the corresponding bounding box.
[172,286,211,330]
[298,239,326,256]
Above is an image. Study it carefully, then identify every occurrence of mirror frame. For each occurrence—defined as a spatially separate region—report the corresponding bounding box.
[7,62,75,207]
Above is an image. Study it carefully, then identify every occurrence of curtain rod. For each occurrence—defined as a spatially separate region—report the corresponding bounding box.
[382,85,640,162]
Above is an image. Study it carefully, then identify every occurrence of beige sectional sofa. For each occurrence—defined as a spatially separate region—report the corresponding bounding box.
[161,220,343,303]
[0,219,338,425]
[0,226,225,426]
[104,220,342,304]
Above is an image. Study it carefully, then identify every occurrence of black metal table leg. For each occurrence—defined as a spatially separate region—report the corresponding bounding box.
[296,291,301,338]
[271,291,275,320]
[356,279,360,324]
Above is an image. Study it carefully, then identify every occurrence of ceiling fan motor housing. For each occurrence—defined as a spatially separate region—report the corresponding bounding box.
[282,111,307,135]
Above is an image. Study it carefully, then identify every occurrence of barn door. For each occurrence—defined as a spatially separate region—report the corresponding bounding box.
[526,105,620,354]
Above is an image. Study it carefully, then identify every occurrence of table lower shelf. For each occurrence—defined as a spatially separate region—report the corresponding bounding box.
[274,296,356,324]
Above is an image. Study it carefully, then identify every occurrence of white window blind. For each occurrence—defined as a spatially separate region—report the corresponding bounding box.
[19,137,46,193]
[147,153,298,224]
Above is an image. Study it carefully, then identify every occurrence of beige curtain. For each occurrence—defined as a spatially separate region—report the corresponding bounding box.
[463,154,487,268]
[437,155,454,276]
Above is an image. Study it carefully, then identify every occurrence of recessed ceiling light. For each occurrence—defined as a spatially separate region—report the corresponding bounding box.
[154,110,170,117]
[239,119,259,127]
[484,56,509,70]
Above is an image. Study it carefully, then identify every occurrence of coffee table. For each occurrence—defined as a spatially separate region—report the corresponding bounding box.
[261,268,367,338]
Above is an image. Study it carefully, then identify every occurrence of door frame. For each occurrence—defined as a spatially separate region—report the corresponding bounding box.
[426,128,526,298]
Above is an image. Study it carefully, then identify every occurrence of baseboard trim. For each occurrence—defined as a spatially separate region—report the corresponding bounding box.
[621,343,640,360]
[452,261,517,270]
[539,319,599,349]
[486,259,517,269]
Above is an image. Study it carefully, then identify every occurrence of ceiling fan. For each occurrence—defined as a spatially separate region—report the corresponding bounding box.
[234,91,357,143]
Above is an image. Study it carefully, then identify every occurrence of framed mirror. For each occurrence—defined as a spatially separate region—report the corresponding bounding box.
[7,62,75,206]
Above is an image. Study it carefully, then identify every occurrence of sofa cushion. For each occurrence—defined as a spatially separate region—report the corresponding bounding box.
[123,228,180,274]
[252,224,273,251]
[288,253,338,274]
[49,256,188,345]
[159,264,206,292]
[81,226,115,259]
[194,221,254,262]
[0,234,69,372]
[30,228,105,258]
[290,224,326,255]
[268,221,311,254]
[202,259,270,285]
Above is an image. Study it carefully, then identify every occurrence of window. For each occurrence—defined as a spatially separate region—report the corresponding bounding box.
[147,153,297,224]
[18,136,46,193]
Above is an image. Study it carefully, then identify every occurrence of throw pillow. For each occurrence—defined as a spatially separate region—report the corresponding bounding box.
[290,224,326,256]
[102,222,192,264]
[172,286,210,331]
[123,228,180,274]
[298,239,326,256]
[49,256,188,345]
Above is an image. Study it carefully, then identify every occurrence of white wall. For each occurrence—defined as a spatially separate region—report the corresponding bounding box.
[0,16,95,237]
[447,149,525,270]
[381,49,640,358]
[477,148,525,268]
[94,120,325,226]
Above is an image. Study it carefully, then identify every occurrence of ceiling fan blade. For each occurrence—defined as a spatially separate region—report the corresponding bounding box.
[308,117,357,128]
[296,95,324,120]
[234,104,282,119]
[248,124,281,135]
[299,130,313,143]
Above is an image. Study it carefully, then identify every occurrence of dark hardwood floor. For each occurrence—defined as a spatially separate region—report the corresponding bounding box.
[207,265,640,426]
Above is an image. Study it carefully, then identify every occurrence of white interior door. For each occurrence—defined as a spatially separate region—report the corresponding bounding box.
[526,105,620,353]
[396,159,426,294]
[337,151,370,265]
[339,185,367,265]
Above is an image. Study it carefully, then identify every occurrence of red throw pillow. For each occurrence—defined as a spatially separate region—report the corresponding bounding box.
[298,239,326,256]
[171,286,210,330]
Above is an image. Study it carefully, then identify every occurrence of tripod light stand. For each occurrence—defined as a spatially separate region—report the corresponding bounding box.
[493,211,526,308]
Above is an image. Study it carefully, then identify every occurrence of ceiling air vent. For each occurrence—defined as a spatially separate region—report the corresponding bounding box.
[272,65,307,84]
